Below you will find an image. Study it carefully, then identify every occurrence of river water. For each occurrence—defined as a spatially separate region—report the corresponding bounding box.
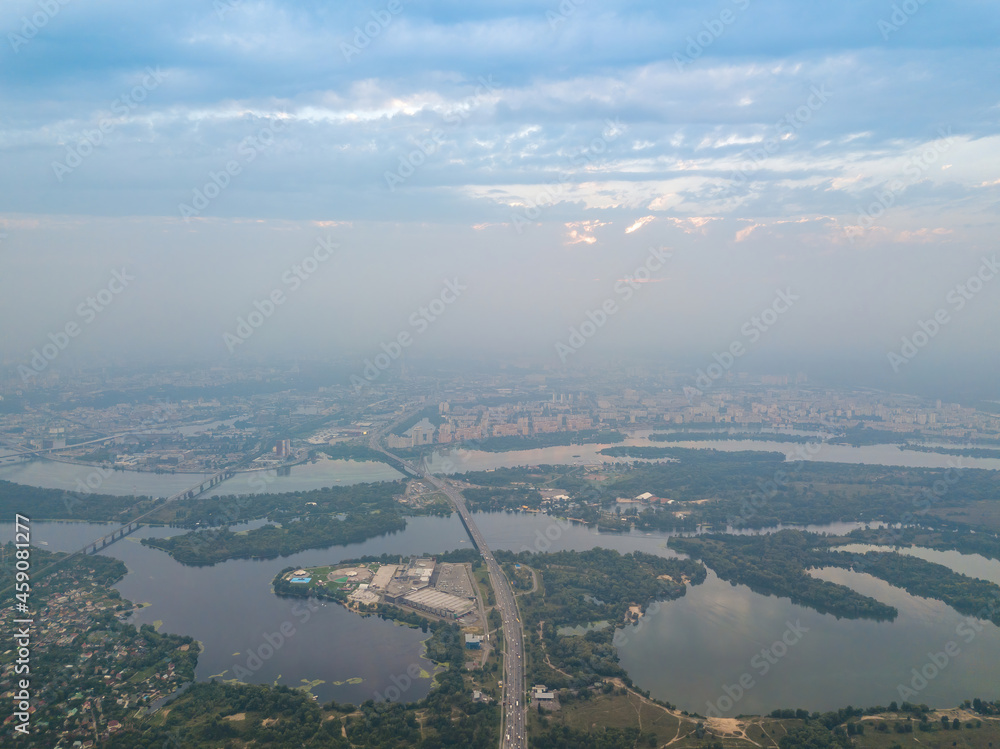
[4,436,1000,714]
[0,455,402,497]
[6,513,999,714]
[423,440,1000,473]
[5,516,472,706]
[5,438,999,500]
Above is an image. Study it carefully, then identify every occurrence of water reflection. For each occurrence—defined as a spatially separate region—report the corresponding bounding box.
[7,515,999,713]
[617,566,1000,715]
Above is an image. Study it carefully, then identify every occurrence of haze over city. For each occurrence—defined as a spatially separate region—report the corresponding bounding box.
[4,4,1000,748]
[1,0,999,396]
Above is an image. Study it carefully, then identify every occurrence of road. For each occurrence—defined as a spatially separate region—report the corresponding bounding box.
[370,419,527,749]
[0,433,122,458]
[422,471,527,749]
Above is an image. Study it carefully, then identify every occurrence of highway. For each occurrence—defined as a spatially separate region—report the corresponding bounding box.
[370,421,527,749]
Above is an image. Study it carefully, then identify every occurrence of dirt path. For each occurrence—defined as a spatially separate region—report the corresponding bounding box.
[704,717,762,746]
[514,565,538,596]
[630,692,645,731]
[536,620,574,679]
[758,721,780,748]
[601,677,762,749]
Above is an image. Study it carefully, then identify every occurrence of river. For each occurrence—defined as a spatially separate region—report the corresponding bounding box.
[0,455,402,497]
[4,438,998,500]
[7,513,999,714]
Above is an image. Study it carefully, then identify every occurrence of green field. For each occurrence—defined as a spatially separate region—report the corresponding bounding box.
[533,689,1000,749]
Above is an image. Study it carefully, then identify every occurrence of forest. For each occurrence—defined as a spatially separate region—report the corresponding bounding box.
[669,531,899,621]
[141,510,406,565]
[829,426,924,446]
[472,429,625,452]
[463,486,544,511]
[610,453,1000,530]
[649,432,817,443]
[497,547,706,630]
[493,548,706,693]
[902,443,1000,459]
[0,478,152,522]
[826,549,1000,625]
[154,479,403,527]
[448,451,1000,537]
[669,530,1000,625]
[845,526,1000,563]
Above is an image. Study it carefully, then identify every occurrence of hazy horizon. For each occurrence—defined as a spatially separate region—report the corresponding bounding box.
[2,0,998,399]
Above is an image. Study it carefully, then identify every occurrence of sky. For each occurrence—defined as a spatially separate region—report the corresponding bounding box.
[1,0,998,394]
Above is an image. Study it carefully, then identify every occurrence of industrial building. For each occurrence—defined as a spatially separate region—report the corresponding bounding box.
[395,587,475,620]
[369,564,398,591]
[532,685,554,701]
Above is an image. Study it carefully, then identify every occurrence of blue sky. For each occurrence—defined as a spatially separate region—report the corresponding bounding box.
[1,0,998,386]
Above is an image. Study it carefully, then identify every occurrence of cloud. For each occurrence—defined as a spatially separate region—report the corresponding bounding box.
[2,0,1000,373]
[895,227,953,243]
[624,215,655,234]
[735,223,764,242]
[563,220,609,244]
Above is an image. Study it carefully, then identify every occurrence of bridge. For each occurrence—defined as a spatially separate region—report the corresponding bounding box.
[173,469,236,500]
[1,433,121,459]
[79,467,236,555]
[369,406,527,749]
[84,521,142,554]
